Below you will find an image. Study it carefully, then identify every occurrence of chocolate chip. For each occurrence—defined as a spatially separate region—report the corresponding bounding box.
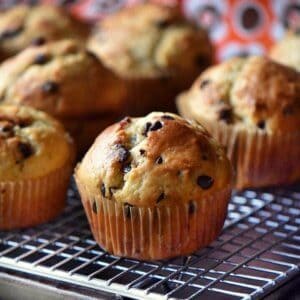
[0,121,14,137]
[283,106,293,115]
[109,187,118,197]
[92,201,97,213]
[124,203,133,219]
[101,183,106,197]
[139,149,146,155]
[202,154,208,160]
[0,26,24,40]
[219,108,232,123]
[155,156,163,164]
[31,37,46,46]
[116,144,129,163]
[150,121,163,132]
[195,55,209,68]
[34,54,49,65]
[18,142,33,159]
[42,81,59,93]
[85,50,98,60]
[188,201,196,214]
[200,79,210,89]
[143,122,151,136]
[123,163,131,174]
[161,115,174,120]
[155,19,170,28]
[257,120,265,130]
[197,175,214,189]
[157,192,165,203]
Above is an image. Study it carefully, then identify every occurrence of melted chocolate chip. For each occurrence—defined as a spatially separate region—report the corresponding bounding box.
[197,175,214,189]
[195,55,209,68]
[257,120,265,130]
[143,122,152,136]
[200,79,210,89]
[150,121,163,132]
[85,50,98,60]
[116,144,129,163]
[0,26,24,40]
[42,81,59,93]
[139,149,146,155]
[219,108,232,123]
[58,0,77,6]
[155,19,170,28]
[0,121,14,137]
[202,154,208,160]
[161,115,174,120]
[124,203,133,219]
[188,201,196,214]
[34,54,49,65]
[155,156,163,164]
[109,187,118,197]
[31,37,46,46]
[123,163,131,174]
[92,201,97,213]
[157,192,165,203]
[18,142,33,159]
[283,106,293,116]
[101,183,106,197]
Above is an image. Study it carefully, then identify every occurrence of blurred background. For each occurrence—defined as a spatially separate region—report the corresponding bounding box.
[0,0,299,61]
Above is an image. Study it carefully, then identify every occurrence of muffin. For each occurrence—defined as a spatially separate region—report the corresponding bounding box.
[0,4,88,61]
[88,3,213,116]
[269,30,300,71]
[0,39,126,154]
[177,56,300,189]
[75,112,232,260]
[0,105,74,230]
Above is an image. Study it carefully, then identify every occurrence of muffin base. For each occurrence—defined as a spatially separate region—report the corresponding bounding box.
[205,122,300,189]
[123,77,178,117]
[76,177,231,260]
[0,163,72,230]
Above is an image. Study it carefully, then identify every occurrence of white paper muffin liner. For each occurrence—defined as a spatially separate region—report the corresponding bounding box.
[75,177,231,260]
[197,118,300,189]
[0,164,72,230]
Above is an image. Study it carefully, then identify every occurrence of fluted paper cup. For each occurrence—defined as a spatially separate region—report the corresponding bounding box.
[192,118,300,189]
[0,164,72,230]
[75,176,231,260]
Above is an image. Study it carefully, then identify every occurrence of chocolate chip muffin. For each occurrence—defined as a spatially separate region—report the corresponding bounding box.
[269,30,300,71]
[0,39,126,154]
[75,112,232,260]
[177,56,300,189]
[0,4,88,61]
[88,3,213,116]
[0,105,74,229]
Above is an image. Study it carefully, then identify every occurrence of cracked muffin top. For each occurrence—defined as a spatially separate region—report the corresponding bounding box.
[75,112,232,207]
[88,3,213,80]
[0,105,74,181]
[0,39,126,118]
[0,4,88,61]
[269,30,300,72]
[177,56,300,133]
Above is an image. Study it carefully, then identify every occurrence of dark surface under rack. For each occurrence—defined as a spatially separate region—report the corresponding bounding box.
[0,182,299,299]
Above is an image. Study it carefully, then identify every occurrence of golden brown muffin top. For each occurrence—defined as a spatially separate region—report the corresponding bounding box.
[177,56,300,133]
[0,105,74,181]
[269,30,300,71]
[75,112,232,207]
[88,3,212,79]
[0,39,126,118]
[0,4,88,60]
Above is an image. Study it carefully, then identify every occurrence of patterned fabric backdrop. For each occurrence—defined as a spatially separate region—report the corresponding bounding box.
[0,0,299,61]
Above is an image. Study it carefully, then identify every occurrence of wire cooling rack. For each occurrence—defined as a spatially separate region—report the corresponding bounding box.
[0,182,299,300]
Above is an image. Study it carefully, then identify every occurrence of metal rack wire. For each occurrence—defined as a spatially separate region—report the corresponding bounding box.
[0,182,299,299]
